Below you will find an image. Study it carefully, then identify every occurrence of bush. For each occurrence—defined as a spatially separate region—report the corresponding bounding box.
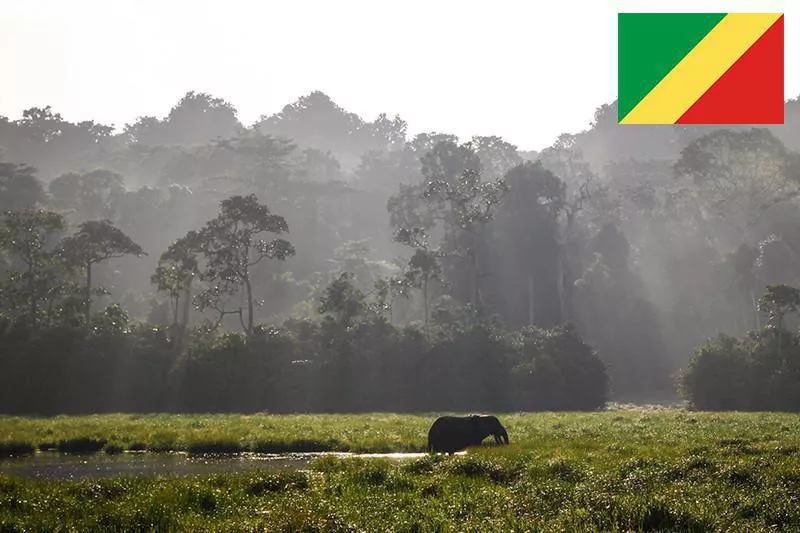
[0,441,35,457]
[680,330,800,411]
[679,334,754,410]
[513,323,609,410]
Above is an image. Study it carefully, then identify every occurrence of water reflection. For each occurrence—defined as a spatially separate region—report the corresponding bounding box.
[0,451,450,480]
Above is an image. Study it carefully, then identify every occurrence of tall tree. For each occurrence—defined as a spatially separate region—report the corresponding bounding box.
[489,161,565,327]
[60,220,145,327]
[195,194,296,334]
[0,209,67,331]
[420,141,508,310]
[388,140,508,312]
[151,230,202,332]
[124,91,241,146]
[759,284,800,332]
[393,228,442,338]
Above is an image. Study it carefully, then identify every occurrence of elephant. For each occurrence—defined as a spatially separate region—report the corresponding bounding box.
[427,415,509,454]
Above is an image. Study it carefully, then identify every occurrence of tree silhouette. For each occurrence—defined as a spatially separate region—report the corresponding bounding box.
[195,194,295,335]
[60,220,145,327]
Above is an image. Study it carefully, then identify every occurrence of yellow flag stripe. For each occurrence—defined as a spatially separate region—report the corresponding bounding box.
[620,13,782,124]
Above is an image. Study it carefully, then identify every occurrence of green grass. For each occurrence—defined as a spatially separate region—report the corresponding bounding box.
[0,413,432,455]
[2,410,800,531]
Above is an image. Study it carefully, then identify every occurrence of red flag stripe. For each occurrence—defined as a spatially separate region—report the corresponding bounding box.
[677,15,784,124]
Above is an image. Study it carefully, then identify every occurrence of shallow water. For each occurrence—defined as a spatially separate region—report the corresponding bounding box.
[0,451,441,480]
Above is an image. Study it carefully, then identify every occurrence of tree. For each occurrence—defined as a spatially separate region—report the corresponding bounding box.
[759,284,800,331]
[539,137,598,321]
[49,169,125,223]
[60,220,145,327]
[572,223,673,400]
[292,148,343,183]
[195,194,295,335]
[318,272,367,328]
[256,91,362,165]
[0,106,113,181]
[471,135,523,180]
[419,141,508,310]
[723,243,760,332]
[0,209,67,331]
[674,129,800,242]
[357,113,408,152]
[0,162,45,212]
[489,161,565,327]
[394,227,442,340]
[388,140,508,313]
[258,91,408,167]
[151,230,202,332]
[124,91,241,146]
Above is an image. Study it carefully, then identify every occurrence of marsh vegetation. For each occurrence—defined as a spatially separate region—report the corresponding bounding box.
[2,411,800,531]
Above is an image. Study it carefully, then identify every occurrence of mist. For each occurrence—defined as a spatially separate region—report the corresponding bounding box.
[2,83,800,413]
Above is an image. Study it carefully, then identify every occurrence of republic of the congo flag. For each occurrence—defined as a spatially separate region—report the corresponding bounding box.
[618,13,784,124]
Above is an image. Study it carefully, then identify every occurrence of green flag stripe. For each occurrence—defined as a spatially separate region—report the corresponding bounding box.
[618,13,727,121]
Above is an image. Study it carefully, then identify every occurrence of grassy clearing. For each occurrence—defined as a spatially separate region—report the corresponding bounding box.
[2,410,800,457]
[1,411,800,530]
[0,436,799,531]
[0,413,433,456]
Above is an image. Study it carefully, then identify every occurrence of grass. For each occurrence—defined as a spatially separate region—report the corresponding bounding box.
[1,410,800,530]
[0,413,430,455]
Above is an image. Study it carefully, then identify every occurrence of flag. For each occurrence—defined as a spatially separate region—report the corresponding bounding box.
[618,13,784,124]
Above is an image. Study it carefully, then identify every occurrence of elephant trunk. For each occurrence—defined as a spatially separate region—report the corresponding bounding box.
[498,427,509,445]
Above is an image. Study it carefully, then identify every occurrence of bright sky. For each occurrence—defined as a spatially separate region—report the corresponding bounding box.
[0,0,796,151]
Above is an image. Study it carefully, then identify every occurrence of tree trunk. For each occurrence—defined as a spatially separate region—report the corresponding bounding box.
[556,247,565,323]
[85,262,93,332]
[181,282,192,329]
[423,276,429,343]
[173,293,180,328]
[177,282,192,351]
[244,274,254,335]
[559,212,579,324]
[28,256,36,333]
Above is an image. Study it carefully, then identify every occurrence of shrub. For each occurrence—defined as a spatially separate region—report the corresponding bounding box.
[0,441,35,457]
[57,437,107,454]
[679,334,754,410]
[513,323,609,410]
[680,329,800,411]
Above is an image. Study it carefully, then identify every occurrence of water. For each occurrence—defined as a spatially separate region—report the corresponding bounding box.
[0,451,439,480]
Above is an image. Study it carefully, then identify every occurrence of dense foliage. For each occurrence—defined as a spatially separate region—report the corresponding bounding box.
[0,306,608,414]
[3,91,800,410]
[680,285,800,410]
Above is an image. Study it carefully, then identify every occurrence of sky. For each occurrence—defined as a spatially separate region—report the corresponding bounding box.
[1,0,796,151]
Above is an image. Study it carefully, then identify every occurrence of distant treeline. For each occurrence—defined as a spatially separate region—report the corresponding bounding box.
[4,91,800,411]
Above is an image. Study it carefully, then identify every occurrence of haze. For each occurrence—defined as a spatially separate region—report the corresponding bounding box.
[2,0,796,150]
[3,0,800,414]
